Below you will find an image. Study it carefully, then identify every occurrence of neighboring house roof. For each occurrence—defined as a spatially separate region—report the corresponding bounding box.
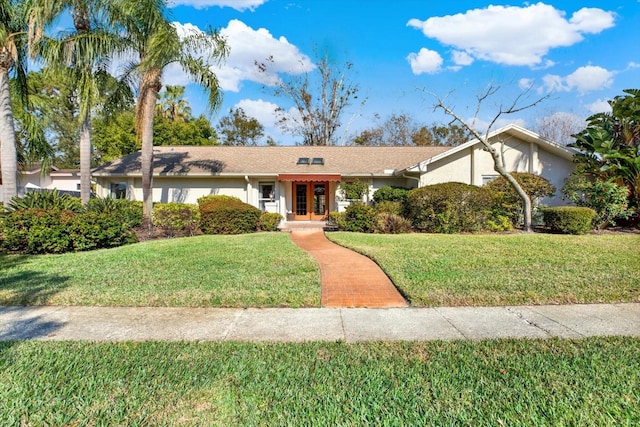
[405,124,578,173]
[92,145,453,177]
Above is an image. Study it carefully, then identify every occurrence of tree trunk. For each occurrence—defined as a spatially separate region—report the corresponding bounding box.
[488,146,533,232]
[0,67,18,207]
[79,114,91,204]
[138,69,162,230]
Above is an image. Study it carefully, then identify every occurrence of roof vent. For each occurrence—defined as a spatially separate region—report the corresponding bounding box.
[311,157,324,165]
[297,157,310,165]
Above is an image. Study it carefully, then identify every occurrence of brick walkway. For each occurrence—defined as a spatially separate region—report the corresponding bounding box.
[290,230,408,308]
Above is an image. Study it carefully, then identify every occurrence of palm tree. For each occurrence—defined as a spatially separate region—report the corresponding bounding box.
[0,0,28,206]
[28,0,124,204]
[156,85,192,122]
[107,0,228,228]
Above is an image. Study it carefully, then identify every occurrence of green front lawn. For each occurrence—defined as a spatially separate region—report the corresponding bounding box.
[327,233,640,306]
[0,234,320,307]
[1,338,638,425]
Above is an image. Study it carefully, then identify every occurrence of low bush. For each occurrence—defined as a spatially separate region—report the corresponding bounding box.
[373,186,410,204]
[152,203,200,237]
[405,182,495,233]
[374,201,403,216]
[5,190,82,213]
[259,212,283,232]
[561,176,632,229]
[485,173,555,227]
[343,202,375,233]
[0,209,136,254]
[85,197,143,229]
[328,211,347,230]
[199,200,261,234]
[542,206,596,235]
[338,180,369,201]
[373,213,412,234]
[197,194,242,206]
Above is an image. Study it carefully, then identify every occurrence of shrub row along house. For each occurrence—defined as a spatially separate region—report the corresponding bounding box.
[90,125,576,223]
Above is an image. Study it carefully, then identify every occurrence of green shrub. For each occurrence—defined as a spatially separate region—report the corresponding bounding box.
[561,176,632,229]
[373,212,412,234]
[259,212,283,232]
[542,206,596,235]
[85,197,143,229]
[485,173,555,227]
[199,200,261,234]
[373,186,410,204]
[328,211,347,230]
[338,180,369,200]
[405,182,496,233]
[68,212,138,251]
[152,203,201,236]
[374,201,403,216]
[6,190,82,213]
[343,202,375,232]
[197,194,242,206]
[485,215,514,232]
[0,209,136,254]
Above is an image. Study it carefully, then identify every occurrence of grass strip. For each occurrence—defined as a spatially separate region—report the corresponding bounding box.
[1,337,638,425]
[327,233,640,306]
[0,234,320,307]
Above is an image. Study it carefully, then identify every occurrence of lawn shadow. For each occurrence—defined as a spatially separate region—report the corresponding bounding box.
[0,255,69,305]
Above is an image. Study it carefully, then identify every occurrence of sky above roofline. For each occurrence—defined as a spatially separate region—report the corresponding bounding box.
[125,1,640,144]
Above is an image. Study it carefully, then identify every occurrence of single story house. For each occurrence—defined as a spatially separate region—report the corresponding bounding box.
[0,165,81,203]
[92,124,577,221]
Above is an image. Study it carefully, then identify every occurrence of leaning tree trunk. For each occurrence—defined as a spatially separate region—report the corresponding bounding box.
[79,114,92,204]
[138,69,162,231]
[0,66,18,207]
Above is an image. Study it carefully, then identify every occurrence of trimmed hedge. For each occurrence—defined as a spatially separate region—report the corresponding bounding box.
[199,200,261,235]
[343,202,375,232]
[405,182,496,233]
[153,203,200,237]
[542,206,596,235]
[85,197,143,229]
[259,212,283,232]
[372,186,410,204]
[0,209,137,254]
[197,194,242,205]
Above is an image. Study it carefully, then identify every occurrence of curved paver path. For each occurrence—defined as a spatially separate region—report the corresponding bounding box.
[290,229,407,308]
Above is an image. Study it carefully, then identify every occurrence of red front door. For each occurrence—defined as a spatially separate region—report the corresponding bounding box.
[293,182,328,220]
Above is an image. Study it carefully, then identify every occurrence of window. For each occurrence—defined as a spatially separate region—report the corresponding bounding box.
[76,183,81,191]
[259,182,275,211]
[311,157,324,165]
[482,175,499,186]
[297,157,310,165]
[110,182,127,199]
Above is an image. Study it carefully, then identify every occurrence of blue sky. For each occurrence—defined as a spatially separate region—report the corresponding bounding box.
[162,0,639,144]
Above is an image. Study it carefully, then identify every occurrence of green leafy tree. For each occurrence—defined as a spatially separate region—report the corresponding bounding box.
[570,89,640,209]
[28,0,127,204]
[92,109,138,163]
[562,175,631,229]
[154,114,217,146]
[217,107,265,146]
[156,85,191,122]
[106,0,228,227]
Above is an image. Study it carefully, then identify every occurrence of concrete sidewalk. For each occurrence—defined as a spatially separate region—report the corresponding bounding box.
[1,303,638,342]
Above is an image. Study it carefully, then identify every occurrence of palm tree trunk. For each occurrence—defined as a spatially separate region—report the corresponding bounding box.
[0,67,18,206]
[79,114,92,204]
[138,69,162,230]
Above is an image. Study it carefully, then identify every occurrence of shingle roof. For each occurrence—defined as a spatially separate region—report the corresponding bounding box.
[92,145,453,177]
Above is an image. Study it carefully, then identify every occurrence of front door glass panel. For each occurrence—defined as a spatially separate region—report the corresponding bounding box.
[295,184,307,215]
[313,184,326,215]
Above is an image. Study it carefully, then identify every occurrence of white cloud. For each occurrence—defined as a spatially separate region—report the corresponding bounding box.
[233,99,280,128]
[407,48,443,75]
[164,20,314,93]
[168,0,267,11]
[452,50,473,66]
[518,78,534,90]
[587,98,612,114]
[408,4,615,67]
[541,65,614,94]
